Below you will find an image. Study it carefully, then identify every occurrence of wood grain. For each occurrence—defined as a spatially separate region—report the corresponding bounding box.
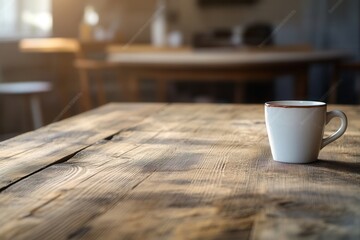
[0,103,166,190]
[0,104,359,240]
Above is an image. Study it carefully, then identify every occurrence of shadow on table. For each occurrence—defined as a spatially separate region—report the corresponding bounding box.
[313,159,360,175]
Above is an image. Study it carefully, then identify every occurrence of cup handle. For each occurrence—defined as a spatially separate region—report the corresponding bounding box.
[321,110,348,149]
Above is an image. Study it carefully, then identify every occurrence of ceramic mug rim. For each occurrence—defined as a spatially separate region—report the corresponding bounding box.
[265,100,327,108]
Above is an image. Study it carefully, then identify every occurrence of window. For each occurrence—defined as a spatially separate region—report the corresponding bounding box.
[0,0,52,39]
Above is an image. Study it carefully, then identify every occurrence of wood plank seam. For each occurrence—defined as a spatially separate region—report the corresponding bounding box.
[0,150,81,193]
[0,104,169,191]
[131,170,155,190]
[22,193,63,219]
[0,128,154,193]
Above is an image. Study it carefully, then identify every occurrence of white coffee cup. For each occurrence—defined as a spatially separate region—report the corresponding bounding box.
[265,100,347,164]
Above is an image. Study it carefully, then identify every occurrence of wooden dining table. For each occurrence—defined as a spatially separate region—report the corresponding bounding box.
[0,103,359,239]
[107,46,348,104]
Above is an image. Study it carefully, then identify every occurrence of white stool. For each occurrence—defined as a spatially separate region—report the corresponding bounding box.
[0,81,52,129]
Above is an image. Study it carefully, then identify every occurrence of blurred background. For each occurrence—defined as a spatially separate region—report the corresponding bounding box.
[0,0,359,139]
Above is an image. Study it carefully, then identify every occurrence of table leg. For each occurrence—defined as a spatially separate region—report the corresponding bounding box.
[29,94,43,129]
[234,82,245,103]
[117,70,127,102]
[53,54,73,117]
[295,67,308,100]
[79,69,92,111]
[156,77,167,102]
[95,72,106,106]
[329,62,340,104]
[127,75,140,102]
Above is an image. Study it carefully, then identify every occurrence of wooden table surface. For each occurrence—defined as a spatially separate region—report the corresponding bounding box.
[0,103,359,239]
[107,49,347,67]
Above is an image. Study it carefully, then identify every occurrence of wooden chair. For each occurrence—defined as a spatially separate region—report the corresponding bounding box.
[73,42,127,111]
[0,81,52,129]
[339,62,360,102]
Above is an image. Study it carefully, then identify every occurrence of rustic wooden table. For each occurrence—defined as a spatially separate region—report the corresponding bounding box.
[0,103,359,239]
[107,48,348,105]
